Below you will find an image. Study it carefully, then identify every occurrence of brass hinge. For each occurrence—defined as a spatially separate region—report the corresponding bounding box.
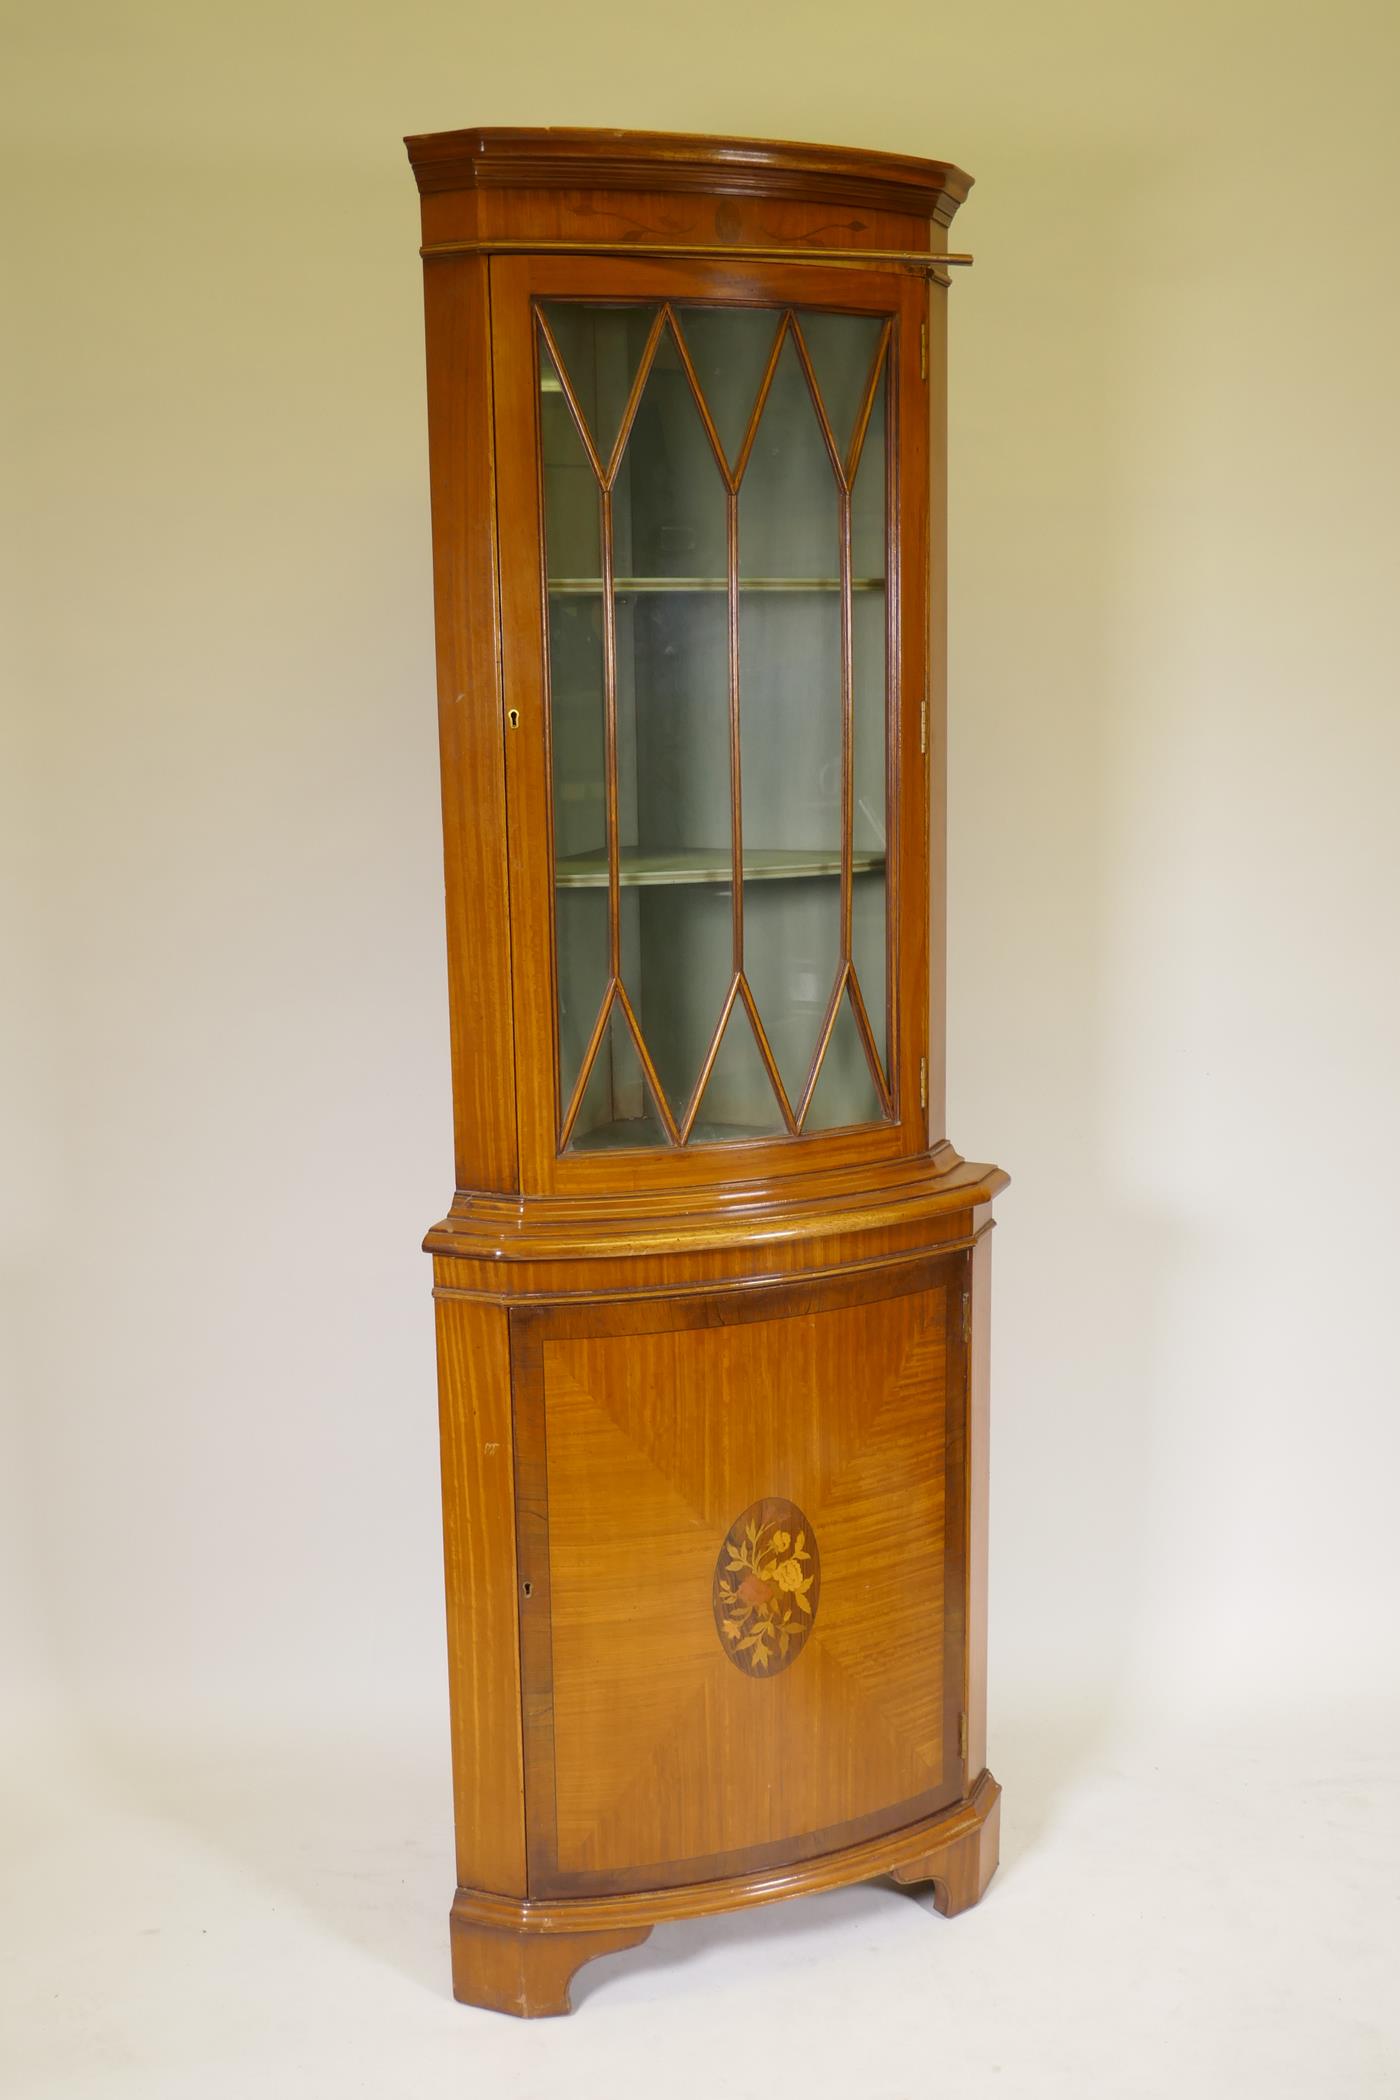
[961,1289,971,1343]
[958,1711,968,1760]
[920,320,928,380]
[919,1057,928,1111]
[919,699,928,755]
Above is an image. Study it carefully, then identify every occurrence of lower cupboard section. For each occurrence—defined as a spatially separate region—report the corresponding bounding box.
[507,1252,970,1898]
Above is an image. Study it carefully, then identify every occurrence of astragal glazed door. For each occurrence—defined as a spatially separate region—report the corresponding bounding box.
[491,256,931,1193]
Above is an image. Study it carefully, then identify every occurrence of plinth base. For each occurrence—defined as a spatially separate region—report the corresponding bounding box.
[450,1769,1001,2016]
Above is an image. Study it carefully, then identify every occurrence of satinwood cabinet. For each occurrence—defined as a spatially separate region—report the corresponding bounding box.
[403,125,1006,2017]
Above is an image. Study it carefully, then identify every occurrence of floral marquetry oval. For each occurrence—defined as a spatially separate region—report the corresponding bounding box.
[713,1498,820,1677]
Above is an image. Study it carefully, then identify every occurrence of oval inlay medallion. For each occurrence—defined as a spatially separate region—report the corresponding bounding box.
[712,1497,820,1676]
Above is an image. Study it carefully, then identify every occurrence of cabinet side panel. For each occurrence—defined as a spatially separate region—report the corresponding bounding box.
[421,253,519,1192]
[434,1291,526,1894]
[488,256,560,1187]
[924,284,949,1147]
[894,273,932,1150]
[965,1226,993,1778]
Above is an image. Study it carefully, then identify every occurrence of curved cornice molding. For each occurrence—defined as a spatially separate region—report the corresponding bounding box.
[404,125,974,225]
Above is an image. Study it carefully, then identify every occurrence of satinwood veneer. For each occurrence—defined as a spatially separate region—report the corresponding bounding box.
[405,125,1004,2017]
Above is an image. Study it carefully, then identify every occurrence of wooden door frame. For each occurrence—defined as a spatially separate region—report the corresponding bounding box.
[490,252,931,1198]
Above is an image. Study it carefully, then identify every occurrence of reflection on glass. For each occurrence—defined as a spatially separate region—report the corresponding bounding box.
[850,363,887,577]
[739,585,843,1106]
[540,302,656,467]
[738,332,841,581]
[612,329,728,579]
[800,311,884,470]
[851,362,888,1079]
[851,869,887,1083]
[674,306,782,471]
[804,991,883,1130]
[541,341,608,1105]
[614,322,732,1118]
[619,589,731,1112]
[571,1003,666,1150]
[556,886,608,1113]
[691,1000,787,1143]
[537,300,893,1150]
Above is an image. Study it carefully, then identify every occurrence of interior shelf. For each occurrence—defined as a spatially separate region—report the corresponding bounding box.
[555,845,886,890]
[548,577,885,594]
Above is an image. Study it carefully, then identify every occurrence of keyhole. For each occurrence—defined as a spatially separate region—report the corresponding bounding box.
[521,1579,533,1599]
[507,708,520,729]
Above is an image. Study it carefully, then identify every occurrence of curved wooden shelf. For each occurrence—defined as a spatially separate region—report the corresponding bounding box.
[555,845,886,889]
[547,576,886,593]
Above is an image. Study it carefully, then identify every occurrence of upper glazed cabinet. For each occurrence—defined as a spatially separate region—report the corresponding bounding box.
[406,129,973,1202]
[493,256,930,1187]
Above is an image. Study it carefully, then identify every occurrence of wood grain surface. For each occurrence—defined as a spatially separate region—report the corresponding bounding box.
[407,126,1001,2018]
[512,1256,966,1896]
[433,1294,526,1894]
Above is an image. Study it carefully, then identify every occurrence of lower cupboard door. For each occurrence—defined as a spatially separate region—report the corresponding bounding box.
[510,1255,969,1897]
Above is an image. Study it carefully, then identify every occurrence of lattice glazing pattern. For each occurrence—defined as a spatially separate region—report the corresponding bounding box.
[538,299,894,1151]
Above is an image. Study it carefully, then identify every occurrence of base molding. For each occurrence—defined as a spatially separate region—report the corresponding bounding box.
[450,1770,1001,2015]
[449,1916,654,2018]
[889,1770,1002,1914]
[425,1151,1007,1279]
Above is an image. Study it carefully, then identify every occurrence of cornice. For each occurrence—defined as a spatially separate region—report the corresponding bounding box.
[403,125,974,226]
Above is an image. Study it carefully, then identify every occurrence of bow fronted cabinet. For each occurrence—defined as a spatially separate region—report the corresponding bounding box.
[403,126,1007,2018]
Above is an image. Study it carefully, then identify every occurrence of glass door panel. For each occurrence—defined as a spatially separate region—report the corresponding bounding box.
[738,578,843,1110]
[537,296,894,1152]
[804,990,883,1130]
[611,329,733,1125]
[540,340,609,1108]
[539,301,654,469]
[570,1000,670,1150]
[851,362,890,1079]
[674,305,783,472]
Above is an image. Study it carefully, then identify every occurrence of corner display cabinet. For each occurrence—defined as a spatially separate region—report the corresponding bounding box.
[404,125,1007,2018]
